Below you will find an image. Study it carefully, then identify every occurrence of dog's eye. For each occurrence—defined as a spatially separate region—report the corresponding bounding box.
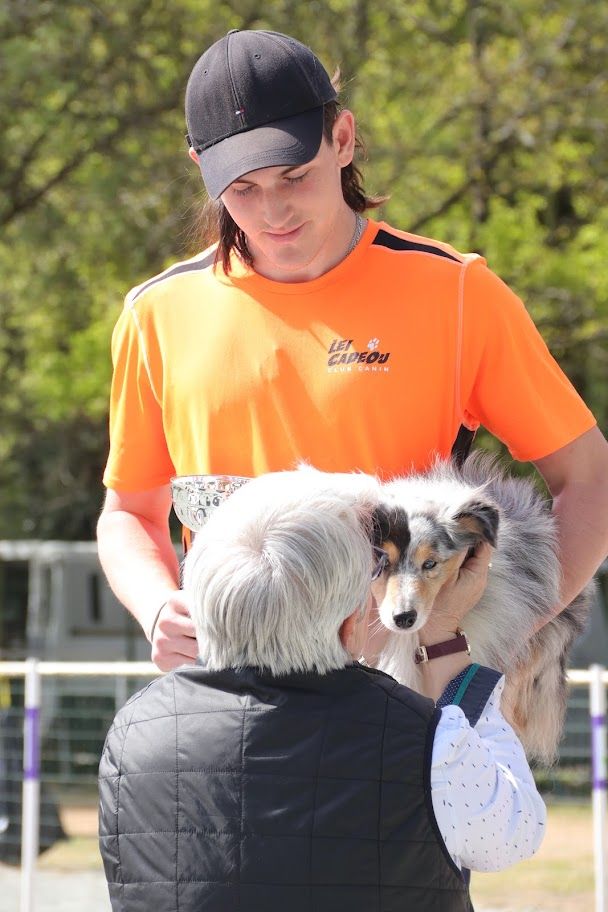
[422,558,437,571]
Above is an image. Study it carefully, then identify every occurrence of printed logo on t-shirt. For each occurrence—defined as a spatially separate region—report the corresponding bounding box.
[327,338,391,373]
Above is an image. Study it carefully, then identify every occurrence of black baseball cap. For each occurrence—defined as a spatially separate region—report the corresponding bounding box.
[185,29,337,199]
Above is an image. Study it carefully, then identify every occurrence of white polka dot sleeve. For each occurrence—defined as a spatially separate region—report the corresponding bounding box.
[430,676,547,871]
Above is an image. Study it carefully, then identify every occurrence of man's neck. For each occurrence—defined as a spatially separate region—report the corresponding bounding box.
[248,207,366,283]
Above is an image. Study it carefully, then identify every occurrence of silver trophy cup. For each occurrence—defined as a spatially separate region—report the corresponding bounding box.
[171,474,251,533]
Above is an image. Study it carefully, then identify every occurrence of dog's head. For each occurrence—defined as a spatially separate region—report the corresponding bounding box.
[372,491,498,634]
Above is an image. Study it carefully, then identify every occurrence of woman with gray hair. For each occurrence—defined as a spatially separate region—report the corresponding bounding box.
[99,469,545,912]
[185,468,380,676]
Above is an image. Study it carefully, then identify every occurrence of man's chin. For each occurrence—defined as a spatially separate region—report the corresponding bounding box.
[253,246,322,281]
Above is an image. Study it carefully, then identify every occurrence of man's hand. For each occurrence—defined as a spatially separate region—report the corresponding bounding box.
[420,541,493,645]
[149,590,198,672]
[97,485,199,672]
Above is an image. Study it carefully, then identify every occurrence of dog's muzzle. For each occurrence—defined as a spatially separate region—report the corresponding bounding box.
[393,610,418,630]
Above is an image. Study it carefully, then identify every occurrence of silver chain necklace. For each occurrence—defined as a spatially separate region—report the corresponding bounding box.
[345,212,366,258]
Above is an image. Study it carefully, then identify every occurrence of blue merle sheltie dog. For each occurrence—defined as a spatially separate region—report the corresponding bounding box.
[372,453,593,764]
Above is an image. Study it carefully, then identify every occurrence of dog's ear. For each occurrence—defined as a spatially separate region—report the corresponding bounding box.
[452,499,499,548]
[372,504,410,551]
[372,505,392,545]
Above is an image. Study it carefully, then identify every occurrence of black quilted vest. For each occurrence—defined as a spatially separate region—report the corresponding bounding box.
[99,663,472,911]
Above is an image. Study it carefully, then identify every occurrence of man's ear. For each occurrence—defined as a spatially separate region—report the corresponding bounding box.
[188,147,199,164]
[451,499,499,548]
[332,109,356,168]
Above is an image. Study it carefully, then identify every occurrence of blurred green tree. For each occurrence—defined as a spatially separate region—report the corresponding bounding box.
[0,0,606,537]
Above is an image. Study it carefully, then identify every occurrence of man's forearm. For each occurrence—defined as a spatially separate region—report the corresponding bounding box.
[97,507,180,637]
[534,426,608,623]
[549,481,608,611]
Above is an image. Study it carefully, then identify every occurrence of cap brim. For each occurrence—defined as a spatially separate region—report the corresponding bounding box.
[198,107,324,200]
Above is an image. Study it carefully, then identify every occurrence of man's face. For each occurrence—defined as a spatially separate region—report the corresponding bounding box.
[219,111,356,282]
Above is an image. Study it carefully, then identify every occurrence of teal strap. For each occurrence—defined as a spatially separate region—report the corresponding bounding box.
[451,663,480,706]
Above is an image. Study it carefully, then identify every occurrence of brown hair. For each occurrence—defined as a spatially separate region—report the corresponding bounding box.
[194,82,387,273]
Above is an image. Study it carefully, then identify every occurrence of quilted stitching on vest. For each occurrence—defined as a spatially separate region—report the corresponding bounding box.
[99,664,472,911]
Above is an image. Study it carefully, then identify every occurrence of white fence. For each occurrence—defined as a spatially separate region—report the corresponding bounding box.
[0,661,606,912]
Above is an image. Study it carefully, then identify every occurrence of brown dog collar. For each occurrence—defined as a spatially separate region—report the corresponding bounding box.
[414,628,471,664]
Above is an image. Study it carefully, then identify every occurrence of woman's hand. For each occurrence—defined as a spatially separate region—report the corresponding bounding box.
[420,541,493,646]
[414,541,493,700]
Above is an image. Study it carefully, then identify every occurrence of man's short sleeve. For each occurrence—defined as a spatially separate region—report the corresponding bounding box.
[460,262,596,461]
[102,300,175,491]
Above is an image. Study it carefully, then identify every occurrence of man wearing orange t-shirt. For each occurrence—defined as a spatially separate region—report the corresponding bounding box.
[97,30,608,672]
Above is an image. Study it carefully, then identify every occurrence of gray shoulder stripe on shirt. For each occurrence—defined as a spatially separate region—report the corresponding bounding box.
[130,249,216,303]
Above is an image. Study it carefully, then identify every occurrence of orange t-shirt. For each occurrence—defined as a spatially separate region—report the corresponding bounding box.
[103,220,596,491]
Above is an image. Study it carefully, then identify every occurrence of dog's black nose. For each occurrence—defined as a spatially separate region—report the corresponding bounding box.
[394,610,417,629]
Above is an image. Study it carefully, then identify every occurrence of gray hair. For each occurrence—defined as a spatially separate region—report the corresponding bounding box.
[183,468,381,675]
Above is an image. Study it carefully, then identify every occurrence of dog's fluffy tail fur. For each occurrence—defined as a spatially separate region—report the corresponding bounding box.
[503,590,594,765]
